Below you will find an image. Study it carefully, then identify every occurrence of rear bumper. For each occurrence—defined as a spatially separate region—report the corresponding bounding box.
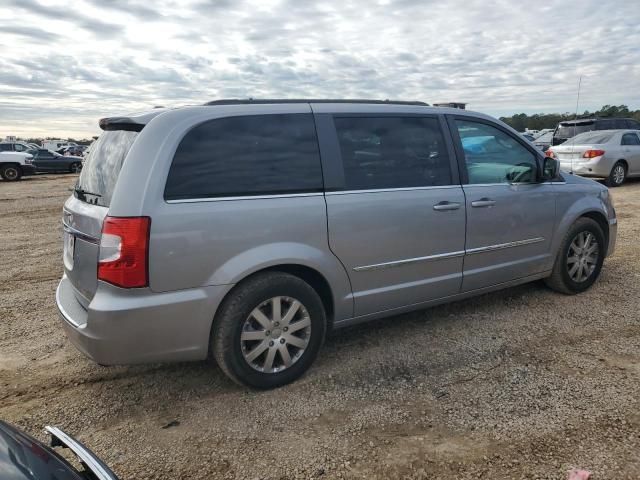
[56,275,233,365]
[559,159,611,178]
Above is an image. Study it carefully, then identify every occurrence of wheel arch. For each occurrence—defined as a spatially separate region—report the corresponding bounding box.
[615,158,628,170]
[207,263,338,360]
[579,210,610,252]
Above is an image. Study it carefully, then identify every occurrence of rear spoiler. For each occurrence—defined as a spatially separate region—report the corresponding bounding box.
[46,426,119,480]
[98,116,145,132]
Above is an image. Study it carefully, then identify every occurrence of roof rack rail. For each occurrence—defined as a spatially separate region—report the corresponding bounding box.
[203,98,429,106]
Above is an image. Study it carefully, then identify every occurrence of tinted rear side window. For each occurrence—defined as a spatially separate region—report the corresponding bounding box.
[334,116,452,190]
[75,130,139,206]
[621,133,640,145]
[165,114,322,200]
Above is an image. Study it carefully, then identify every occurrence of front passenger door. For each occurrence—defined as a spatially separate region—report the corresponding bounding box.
[450,117,557,292]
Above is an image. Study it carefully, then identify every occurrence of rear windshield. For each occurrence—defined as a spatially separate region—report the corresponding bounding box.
[75,130,138,206]
[555,121,594,139]
[564,131,613,145]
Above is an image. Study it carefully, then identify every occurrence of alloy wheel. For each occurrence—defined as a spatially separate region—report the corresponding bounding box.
[4,167,18,180]
[240,296,312,373]
[566,231,600,283]
[613,165,625,185]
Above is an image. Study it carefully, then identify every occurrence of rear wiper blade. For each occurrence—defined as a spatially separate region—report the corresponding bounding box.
[70,186,102,198]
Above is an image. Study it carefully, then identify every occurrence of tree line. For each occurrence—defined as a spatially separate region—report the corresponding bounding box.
[20,136,97,146]
[500,105,640,132]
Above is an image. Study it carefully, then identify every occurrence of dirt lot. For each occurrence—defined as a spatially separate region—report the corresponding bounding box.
[1,174,639,480]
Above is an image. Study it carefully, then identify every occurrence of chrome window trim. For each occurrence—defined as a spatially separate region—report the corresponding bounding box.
[165,182,565,202]
[353,250,465,272]
[326,185,461,196]
[353,237,545,271]
[465,237,545,255]
[166,192,324,203]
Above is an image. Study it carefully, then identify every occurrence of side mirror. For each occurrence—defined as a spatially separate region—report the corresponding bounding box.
[542,156,560,181]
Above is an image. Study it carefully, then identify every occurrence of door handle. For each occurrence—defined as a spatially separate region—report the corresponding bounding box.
[433,201,461,211]
[471,198,496,208]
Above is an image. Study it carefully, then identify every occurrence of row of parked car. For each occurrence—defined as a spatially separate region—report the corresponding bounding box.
[0,141,85,181]
[520,116,640,186]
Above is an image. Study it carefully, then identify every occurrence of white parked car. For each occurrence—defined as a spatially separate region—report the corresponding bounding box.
[547,130,640,187]
[42,140,76,151]
[0,151,36,181]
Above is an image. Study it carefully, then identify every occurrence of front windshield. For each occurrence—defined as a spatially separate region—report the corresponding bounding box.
[535,132,553,142]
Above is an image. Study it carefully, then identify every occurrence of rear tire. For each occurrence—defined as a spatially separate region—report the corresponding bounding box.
[605,161,626,187]
[212,272,326,389]
[0,164,22,181]
[69,162,82,173]
[544,217,605,294]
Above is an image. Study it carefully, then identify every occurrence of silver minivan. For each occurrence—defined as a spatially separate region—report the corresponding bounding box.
[57,100,617,388]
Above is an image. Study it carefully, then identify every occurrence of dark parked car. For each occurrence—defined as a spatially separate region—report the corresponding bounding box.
[59,145,86,156]
[0,420,118,480]
[29,149,83,173]
[521,133,536,141]
[533,131,553,151]
[552,117,640,145]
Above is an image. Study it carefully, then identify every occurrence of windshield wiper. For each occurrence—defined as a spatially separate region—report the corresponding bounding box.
[70,186,102,200]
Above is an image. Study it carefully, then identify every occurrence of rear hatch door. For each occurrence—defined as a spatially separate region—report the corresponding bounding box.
[63,129,139,307]
[553,120,595,144]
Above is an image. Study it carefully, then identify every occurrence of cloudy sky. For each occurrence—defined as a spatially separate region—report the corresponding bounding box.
[0,0,639,138]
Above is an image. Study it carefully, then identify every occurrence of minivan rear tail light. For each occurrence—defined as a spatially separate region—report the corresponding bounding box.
[583,149,605,158]
[98,216,151,288]
[545,149,554,158]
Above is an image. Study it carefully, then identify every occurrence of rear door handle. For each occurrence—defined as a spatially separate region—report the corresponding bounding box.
[433,201,462,211]
[471,198,496,208]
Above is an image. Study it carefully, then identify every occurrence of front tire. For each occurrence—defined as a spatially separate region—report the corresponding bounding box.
[0,164,22,181]
[605,161,626,187]
[212,272,326,389]
[544,217,605,294]
[69,162,82,173]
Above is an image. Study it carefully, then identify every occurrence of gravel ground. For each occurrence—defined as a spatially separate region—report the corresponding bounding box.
[1,173,639,480]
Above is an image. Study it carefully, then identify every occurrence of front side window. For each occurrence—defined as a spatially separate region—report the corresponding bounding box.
[455,119,538,184]
[334,116,452,190]
[621,133,640,146]
[13,143,27,152]
[165,114,322,200]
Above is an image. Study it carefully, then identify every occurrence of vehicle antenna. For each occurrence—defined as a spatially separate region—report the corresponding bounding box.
[571,75,582,174]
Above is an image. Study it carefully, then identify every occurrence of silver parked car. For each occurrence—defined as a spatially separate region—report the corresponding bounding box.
[57,100,617,388]
[547,130,640,187]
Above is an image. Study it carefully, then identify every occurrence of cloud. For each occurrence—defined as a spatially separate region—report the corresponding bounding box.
[5,0,124,37]
[84,0,165,21]
[0,0,638,137]
[2,25,62,42]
